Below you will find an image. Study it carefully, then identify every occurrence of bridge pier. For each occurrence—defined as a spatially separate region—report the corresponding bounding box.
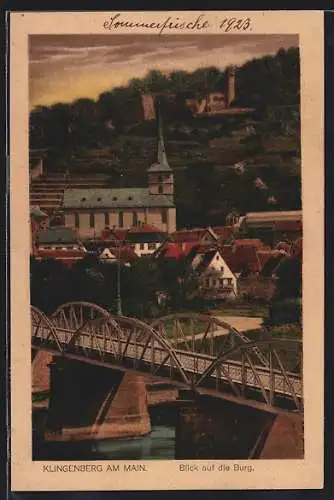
[175,393,304,459]
[32,349,53,393]
[44,357,151,442]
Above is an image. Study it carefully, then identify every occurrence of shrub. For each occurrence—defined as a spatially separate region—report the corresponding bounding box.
[267,298,301,326]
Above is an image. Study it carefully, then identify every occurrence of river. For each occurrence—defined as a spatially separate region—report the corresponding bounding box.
[33,404,177,460]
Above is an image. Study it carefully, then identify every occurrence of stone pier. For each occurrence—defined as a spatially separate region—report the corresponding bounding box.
[43,357,151,441]
[32,349,53,393]
[175,392,304,459]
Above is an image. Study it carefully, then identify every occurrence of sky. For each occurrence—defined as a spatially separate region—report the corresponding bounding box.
[29,34,298,109]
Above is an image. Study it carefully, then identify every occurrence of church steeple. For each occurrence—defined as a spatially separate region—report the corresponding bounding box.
[148,98,172,173]
[156,101,171,170]
[147,98,174,198]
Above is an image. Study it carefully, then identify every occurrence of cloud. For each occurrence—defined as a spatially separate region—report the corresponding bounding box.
[29,34,298,108]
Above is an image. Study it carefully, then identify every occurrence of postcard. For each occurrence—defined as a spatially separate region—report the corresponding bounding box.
[10,10,324,491]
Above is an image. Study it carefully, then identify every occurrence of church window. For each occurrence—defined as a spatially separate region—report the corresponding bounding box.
[158,175,163,183]
[132,211,138,226]
[75,213,80,229]
[119,211,124,228]
[104,212,110,226]
[161,209,167,224]
[90,213,95,228]
[158,185,163,194]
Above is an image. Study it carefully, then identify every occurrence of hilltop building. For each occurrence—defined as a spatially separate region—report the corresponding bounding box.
[62,106,176,239]
[185,67,237,116]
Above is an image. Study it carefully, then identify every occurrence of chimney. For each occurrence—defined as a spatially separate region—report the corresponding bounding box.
[227,67,236,107]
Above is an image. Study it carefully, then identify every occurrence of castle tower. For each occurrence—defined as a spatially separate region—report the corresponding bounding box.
[147,99,174,199]
[227,67,236,107]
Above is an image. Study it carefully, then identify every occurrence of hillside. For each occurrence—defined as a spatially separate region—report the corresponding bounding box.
[29,47,301,228]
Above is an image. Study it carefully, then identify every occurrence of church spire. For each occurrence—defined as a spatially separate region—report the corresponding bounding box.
[147,97,172,173]
[156,99,170,168]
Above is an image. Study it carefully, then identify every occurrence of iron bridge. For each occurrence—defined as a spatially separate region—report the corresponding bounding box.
[31,301,303,412]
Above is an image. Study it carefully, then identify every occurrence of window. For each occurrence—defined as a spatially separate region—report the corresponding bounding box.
[90,213,95,229]
[119,211,123,228]
[158,185,163,194]
[75,213,80,229]
[133,211,138,226]
[148,243,156,250]
[158,175,163,183]
[104,212,110,226]
[161,209,167,224]
[139,243,145,250]
[220,266,224,273]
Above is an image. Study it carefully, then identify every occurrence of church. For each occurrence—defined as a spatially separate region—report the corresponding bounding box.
[63,109,176,240]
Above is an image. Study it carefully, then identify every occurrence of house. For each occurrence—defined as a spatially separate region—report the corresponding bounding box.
[221,245,261,277]
[98,246,138,265]
[125,224,168,257]
[62,106,176,239]
[30,206,49,255]
[239,210,302,246]
[36,227,85,252]
[212,226,234,244]
[187,246,237,299]
[171,227,219,248]
[273,220,302,243]
[153,241,186,260]
[34,248,87,267]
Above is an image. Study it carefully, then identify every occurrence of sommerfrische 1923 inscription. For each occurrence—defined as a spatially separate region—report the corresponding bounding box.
[102,13,252,35]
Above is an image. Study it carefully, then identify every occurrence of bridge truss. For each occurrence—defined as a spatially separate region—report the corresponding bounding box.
[31,302,303,412]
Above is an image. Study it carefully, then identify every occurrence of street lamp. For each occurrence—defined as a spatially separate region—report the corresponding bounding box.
[115,244,131,316]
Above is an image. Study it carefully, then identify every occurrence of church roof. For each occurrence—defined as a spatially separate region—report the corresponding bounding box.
[63,188,174,209]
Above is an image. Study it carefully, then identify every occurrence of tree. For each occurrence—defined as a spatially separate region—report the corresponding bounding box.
[30,257,71,314]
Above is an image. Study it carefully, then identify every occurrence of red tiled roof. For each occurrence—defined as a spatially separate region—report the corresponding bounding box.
[233,239,264,248]
[127,224,163,234]
[171,228,217,243]
[113,229,128,241]
[161,243,185,259]
[212,226,234,242]
[107,246,139,262]
[257,251,278,270]
[274,220,302,231]
[35,249,86,267]
[221,246,261,274]
[36,249,86,259]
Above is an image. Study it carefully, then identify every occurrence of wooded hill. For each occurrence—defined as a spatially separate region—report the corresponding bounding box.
[30,46,301,227]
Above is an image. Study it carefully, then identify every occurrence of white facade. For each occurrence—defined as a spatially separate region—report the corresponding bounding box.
[193,250,237,298]
[133,241,163,258]
[99,248,117,261]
